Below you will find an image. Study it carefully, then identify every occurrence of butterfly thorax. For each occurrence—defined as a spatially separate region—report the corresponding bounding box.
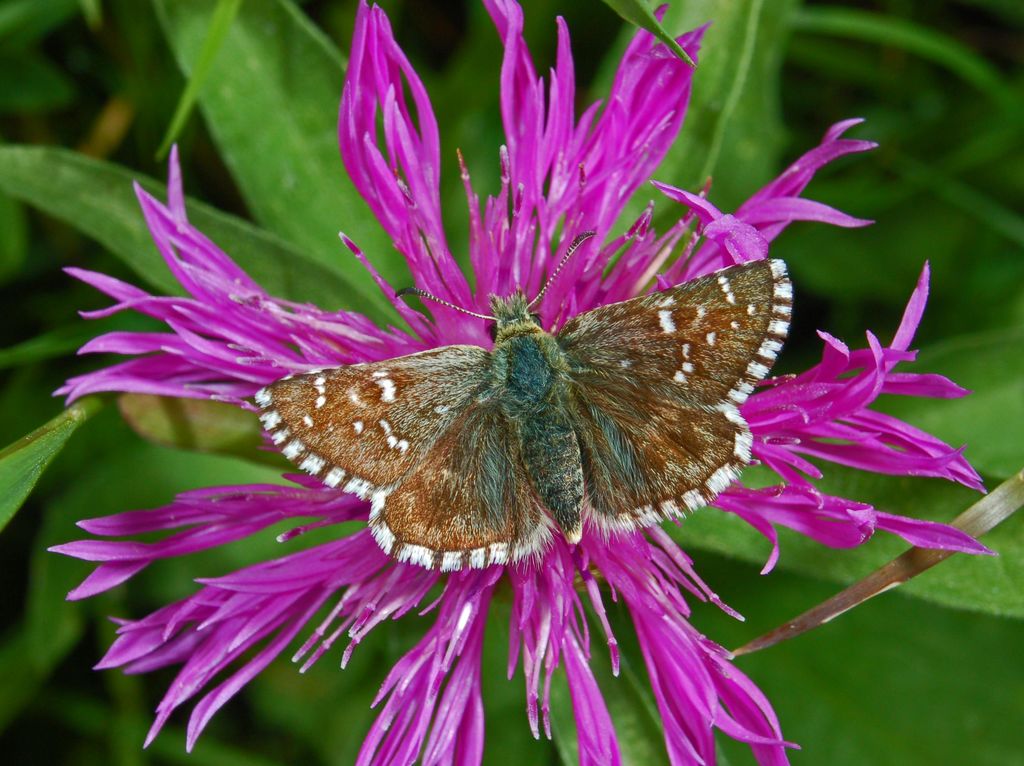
[487,291,570,405]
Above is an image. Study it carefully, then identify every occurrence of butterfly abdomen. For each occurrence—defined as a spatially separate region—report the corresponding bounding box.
[520,410,584,543]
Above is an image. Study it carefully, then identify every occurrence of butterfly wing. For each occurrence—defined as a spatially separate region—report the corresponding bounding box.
[256,346,492,493]
[556,259,792,529]
[369,400,552,570]
[256,346,549,569]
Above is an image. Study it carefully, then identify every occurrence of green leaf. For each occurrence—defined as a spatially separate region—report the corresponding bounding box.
[0,189,27,286]
[882,327,1024,480]
[0,324,98,369]
[601,0,793,231]
[0,145,393,318]
[117,393,283,467]
[154,0,408,289]
[599,0,696,66]
[0,51,75,113]
[792,7,1022,119]
[670,464,1024,619]
[0,632,50,733]
[663,0,793,206]
[889,155,1024,249]
[156,0,242,159]
[77,0,102,29]
[37,692,289,766]
[0,396,102,535]
[0,0,79,48]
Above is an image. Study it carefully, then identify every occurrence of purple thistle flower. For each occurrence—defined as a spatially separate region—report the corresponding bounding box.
[52,2,991,764]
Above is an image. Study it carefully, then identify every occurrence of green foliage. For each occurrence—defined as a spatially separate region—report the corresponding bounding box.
[153,0,407,292]
[0,0,1021,763]
[0,145,391,315]
[0,396,102,533]
[598,0,696,66]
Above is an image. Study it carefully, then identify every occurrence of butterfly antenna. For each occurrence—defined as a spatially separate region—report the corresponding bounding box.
[395,287,497,321]
[527,230,596,309]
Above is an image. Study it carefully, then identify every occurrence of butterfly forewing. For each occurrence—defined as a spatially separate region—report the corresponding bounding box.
[255,346,491,493]
[557,259,792,529]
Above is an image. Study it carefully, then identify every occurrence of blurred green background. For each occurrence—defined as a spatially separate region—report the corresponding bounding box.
[1,0,1022,764]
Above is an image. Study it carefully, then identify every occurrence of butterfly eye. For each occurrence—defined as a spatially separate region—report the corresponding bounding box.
[488,323,499,342]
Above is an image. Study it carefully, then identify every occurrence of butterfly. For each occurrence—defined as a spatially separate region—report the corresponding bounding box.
[255,236,791,571]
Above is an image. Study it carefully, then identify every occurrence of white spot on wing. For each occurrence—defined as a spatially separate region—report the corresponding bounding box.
[660,500,680,516]
[718,275,736,304]
[681,489,704,510]
[375,377,396,402]
[353,420,364,434]
[706,331,717,346]
[759,338,784,359]
[324,467,346,487]
[299,453,325,475]
[735,430,753,462]
[343,477,372,499]
[371,522,395,554]
[255,388,271,407]
[488,542,508,565]
[658,310,676,334]
[706,465,737,495]
[369,489,388,521]
[746,361,770,379]
[398,543,435,569]
[442,552,465,573]
[315,395,327,409]
[302,415,314,427]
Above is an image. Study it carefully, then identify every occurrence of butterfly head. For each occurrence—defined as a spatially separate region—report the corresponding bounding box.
[489,291,543,343]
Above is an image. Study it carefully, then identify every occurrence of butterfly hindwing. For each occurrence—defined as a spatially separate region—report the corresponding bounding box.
[557,259,792,529]
[369,400,552,570]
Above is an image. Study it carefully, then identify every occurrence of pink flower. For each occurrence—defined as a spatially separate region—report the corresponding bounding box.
[53,2,989,764]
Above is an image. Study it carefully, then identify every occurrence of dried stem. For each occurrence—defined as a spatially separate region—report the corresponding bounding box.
[732,469,1024,658]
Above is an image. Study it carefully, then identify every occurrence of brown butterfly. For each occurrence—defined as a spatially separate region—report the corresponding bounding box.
[256,237,791,571]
